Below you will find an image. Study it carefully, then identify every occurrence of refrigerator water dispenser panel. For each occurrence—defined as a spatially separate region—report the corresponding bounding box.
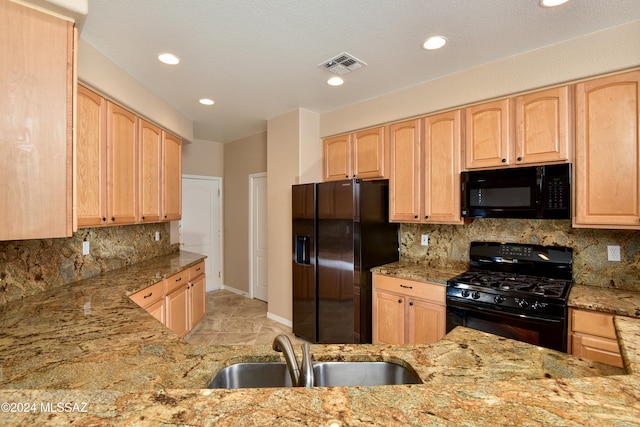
[296,235,311,264]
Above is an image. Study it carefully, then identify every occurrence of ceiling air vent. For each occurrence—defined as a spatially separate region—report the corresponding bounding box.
[318,52,367,75]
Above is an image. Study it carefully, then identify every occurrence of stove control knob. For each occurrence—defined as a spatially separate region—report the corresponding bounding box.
[461,289,470,298]
[531,301,547,310]
[471,291,481,300]
[515,298,529,308]
[494,295,506,304]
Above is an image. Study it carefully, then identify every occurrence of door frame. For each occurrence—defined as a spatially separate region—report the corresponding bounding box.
[249,172,267,300]
[181,174,223,292]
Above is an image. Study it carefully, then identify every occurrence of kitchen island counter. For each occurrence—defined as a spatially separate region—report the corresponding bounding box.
[0,253,639,426]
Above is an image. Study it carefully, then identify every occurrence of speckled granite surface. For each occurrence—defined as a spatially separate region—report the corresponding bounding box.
[569,284,640,318]
[0,253,639,426]
[371,261,465,285]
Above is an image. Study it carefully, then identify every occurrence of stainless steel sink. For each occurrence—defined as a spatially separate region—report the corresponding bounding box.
[208,361,421,389]
[312,361,421,387]
[208,363,292,389]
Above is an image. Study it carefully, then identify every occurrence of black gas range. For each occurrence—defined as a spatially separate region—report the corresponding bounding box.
[446,241,573,352]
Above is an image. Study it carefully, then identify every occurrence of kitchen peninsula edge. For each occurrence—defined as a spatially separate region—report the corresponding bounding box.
[0,256,639,426]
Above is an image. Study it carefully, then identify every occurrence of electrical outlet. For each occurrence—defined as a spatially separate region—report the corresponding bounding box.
[421,234,429,246]
[607,245,621,262]
[82,240,90,255]
[155,231,160,241]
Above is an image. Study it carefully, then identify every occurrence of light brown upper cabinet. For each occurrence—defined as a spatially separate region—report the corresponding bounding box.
[139,120,163,223]
[465,99,513,169]
[515,86,571,166]
[389,112,464,224]
[78,87,139,226]
[389,119,422,222]
[0,1,75,240]
[77,84,183,226]
[106,102,138,225]
[466,87,571,170]
[323,127,387,181]
[162,131,182,221]
[422,110,464,224]
[574,71,640,229]
[76,85,108,227]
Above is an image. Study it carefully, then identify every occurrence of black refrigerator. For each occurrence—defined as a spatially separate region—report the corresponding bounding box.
[292,179,399,344]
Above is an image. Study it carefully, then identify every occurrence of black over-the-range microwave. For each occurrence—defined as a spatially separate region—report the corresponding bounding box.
[461,163,571,219]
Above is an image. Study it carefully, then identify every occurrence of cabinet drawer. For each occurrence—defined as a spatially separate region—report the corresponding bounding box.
[373,274,445,304]
[189,261,205,280]
[571,334,623,368]
[571,309,617,339]
[130,280,164,308]
[166,270,189,294]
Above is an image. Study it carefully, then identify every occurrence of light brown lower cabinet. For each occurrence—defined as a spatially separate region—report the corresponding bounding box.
[130,261,206,337]
[372,274,446,344]
[568,308,623,368]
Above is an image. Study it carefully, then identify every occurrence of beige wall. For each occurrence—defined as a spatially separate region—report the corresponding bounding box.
[266,109,321,323]
[77,38,193,140]
[223,132,268,293]
[183,139,224,177]
[320,20,640,138]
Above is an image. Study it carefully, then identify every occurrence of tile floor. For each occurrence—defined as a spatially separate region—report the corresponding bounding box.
[184,289,306,346]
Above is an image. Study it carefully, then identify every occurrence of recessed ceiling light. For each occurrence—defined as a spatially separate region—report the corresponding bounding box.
[199,98,214,105]
[158,53,180,65]
[327,76,344,86]
[422,36,447,50]
[539,0,570,7]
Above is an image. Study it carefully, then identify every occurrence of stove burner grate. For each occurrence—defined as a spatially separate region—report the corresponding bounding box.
[451,271,571,299]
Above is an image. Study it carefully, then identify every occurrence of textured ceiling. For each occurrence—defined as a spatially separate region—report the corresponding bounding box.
[80,0,640,143]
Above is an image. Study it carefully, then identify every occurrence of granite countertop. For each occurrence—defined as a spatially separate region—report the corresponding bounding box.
[371,260,466,285]
[1,254,639,425]
[569,283,640,318]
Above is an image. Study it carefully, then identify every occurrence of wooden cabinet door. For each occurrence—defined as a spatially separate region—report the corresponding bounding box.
[76,85,108,227]
[106,103,138,224]
[166,284,189,337]
[162,131,182,221]
[0,1,74,240]
[146,298,165,324]
[139,120,162,223]
[372,290,405,344]
[515,86,571,165]
[407,298,446,344]
[189,274,206,329]
[575,71,640,228]
[352,127,386,179]
[389,119,422,222]
[465,99,513,169]
[323,134,352,181]
[423,110,464,224]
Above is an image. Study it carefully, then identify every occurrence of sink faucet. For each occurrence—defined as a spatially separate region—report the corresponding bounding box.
[272,335,313,387]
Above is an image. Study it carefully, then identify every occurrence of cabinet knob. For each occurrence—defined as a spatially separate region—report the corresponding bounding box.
[409,301,414,306]
[102,217,107,222]
[111,217,115,222]
[398,299,402,304]
[517,156,523,161]
[414,215,418,219]
[142,216,145,220]
[501,158,507,163]
[424,215,429,220]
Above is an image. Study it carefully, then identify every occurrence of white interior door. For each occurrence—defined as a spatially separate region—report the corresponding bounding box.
[180,175,222,292]
[250,173,268,301]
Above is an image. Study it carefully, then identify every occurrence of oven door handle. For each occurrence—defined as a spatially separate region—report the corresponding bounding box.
[446,298,564,324]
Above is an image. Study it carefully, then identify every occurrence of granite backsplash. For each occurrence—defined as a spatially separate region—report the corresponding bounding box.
[0,223,175,305]
[401,219,640,292]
